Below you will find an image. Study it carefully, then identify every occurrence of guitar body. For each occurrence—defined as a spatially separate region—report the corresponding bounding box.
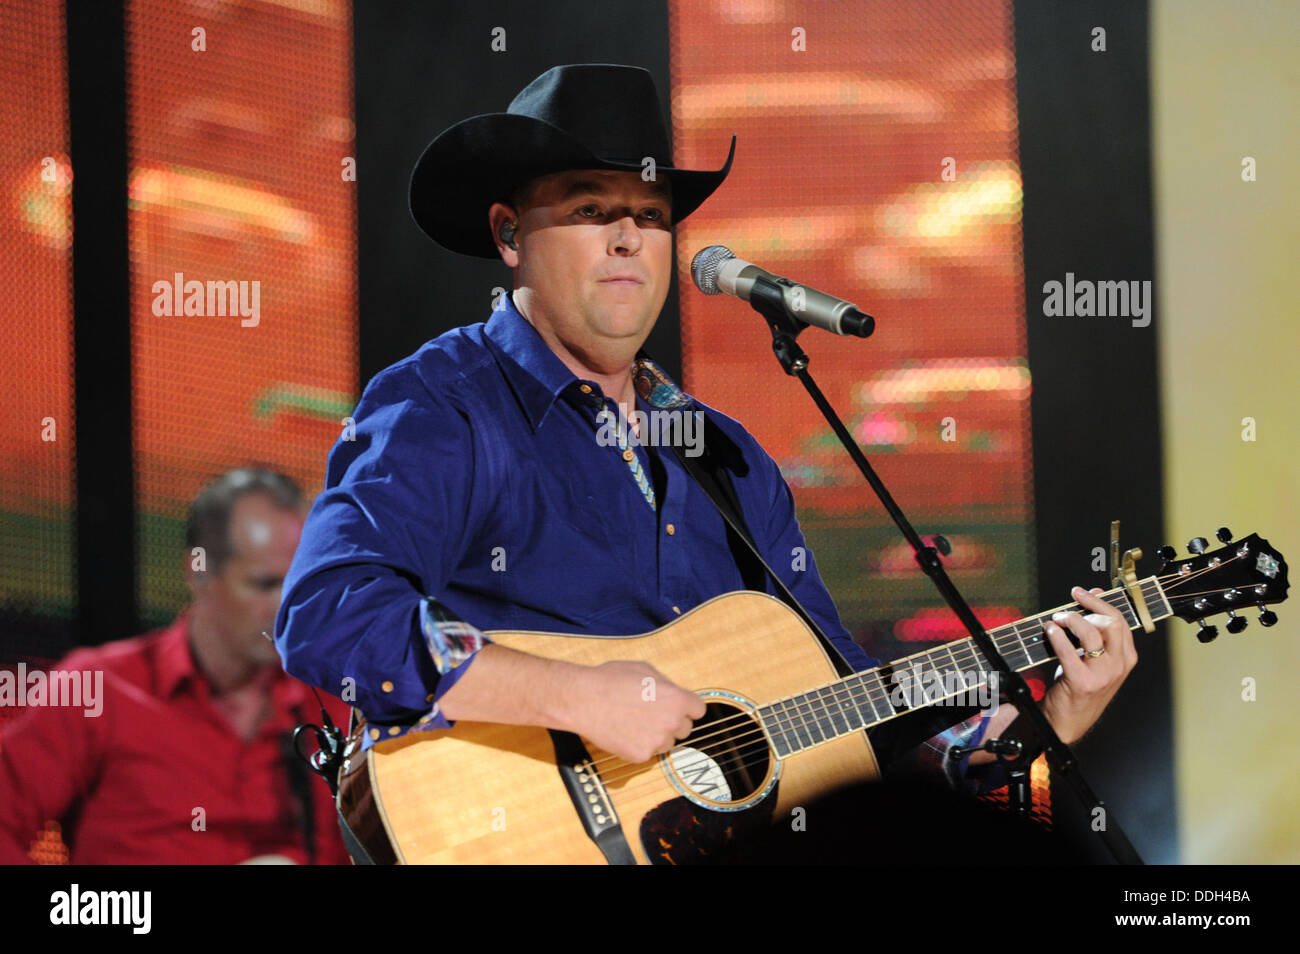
[342,591,881,864]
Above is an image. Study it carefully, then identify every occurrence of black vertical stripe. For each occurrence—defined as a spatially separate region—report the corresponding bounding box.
[1014,0,1174,862]
[66,0,137,647]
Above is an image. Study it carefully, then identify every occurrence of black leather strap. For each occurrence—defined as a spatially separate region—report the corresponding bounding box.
[335,706,378,865]
[280,712,317,866]
[337,804,377,865]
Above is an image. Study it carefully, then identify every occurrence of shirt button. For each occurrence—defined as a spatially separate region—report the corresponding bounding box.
[368,728,380,741]
[666,523,676,535]
[622,448,635,462]
[672,605,681,615]
[426,693,436,703]
[579,384,593,394]
[381,680,394,693]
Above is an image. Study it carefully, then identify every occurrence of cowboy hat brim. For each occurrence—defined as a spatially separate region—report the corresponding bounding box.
[409,112,735,259]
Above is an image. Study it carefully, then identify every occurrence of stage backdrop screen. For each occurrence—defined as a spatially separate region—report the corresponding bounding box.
[0,0,76,664]
[668,0,1047,811]
[125,0,358,626]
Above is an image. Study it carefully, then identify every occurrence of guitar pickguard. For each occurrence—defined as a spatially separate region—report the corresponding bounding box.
[639,784,778,865]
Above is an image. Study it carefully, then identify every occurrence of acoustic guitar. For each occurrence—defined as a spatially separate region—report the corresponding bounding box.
[337,531,1287,864]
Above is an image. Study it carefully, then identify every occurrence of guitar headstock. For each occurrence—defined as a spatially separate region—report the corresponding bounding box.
[1157,529,1288,641]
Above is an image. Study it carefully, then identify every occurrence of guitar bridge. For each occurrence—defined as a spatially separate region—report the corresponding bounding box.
[548,729,635,864]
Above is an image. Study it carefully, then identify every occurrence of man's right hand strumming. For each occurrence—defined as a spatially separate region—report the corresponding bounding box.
[436,645,707,765]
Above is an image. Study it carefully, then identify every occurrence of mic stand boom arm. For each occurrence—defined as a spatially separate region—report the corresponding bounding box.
[744,276,1142,865]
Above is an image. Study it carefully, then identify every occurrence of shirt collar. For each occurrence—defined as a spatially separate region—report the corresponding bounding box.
[157,608,307,707]
[483,291,697,431]
[632,353,695,410]
[157,610,198,698]
[483,293,575,431]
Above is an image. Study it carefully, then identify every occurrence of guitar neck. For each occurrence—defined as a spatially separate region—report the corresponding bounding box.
[758,578,1172,759]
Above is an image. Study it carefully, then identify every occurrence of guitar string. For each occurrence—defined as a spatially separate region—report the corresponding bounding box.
[592,582,1237,802]
[602,570,1254,797]
[592,582,1246,799]
[1144,585,1271,601]
[588,570,1197,781]
[594,616,1153,793]
[586,566,1242,792]
[594,618,1117,793]
[588,563,1239,791]
[633,561,1246,783]
[590,569,1221,787]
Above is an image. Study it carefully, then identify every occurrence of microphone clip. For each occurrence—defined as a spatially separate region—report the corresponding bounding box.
[751,276,812,375]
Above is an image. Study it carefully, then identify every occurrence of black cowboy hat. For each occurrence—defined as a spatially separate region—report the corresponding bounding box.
[409,63,736,259]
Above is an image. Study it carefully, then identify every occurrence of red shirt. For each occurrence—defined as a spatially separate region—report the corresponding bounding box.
[0,612,352,864]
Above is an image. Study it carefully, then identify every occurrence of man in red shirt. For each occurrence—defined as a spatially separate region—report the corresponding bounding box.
[0,468,351,864]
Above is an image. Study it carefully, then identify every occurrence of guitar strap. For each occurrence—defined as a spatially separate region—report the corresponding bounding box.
[281,705,317,866]
[337,806,376,866]
[336,706,377,865]
[666,412,854,679]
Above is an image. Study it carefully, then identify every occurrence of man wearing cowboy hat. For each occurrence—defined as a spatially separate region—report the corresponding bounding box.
[276,65,1135,798]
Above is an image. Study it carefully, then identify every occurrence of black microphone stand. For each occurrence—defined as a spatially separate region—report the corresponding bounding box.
[745,276,1142,865]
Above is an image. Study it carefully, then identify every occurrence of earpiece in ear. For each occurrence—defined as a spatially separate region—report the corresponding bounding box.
[499,221,518,250]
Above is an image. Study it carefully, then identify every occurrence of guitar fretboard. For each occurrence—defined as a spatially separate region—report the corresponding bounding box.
[757,578,1171,758]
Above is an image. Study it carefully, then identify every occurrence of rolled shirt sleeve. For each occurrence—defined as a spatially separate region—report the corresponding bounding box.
[274,363,489,738]
[915,709,999,794]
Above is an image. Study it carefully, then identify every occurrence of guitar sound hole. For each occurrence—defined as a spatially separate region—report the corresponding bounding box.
[641,700,778,864]
[665,700,772,808]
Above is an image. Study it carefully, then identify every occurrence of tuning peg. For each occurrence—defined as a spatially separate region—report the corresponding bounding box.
[1188,537,1209,554]
[1196,620,1218,643]
[1225,611,1248,634]
[1258,606,1278,627]
[1216,527,1233,543]
[1156,545,1177,563]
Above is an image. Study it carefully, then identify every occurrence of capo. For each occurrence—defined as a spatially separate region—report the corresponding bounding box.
[1120,546,1157,634]
[1109,519,1155,632]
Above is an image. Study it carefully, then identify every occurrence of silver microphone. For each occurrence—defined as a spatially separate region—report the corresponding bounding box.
[690,245,874,337]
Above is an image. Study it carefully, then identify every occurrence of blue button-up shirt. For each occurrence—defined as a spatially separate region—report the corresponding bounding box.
[275,292,996,789]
